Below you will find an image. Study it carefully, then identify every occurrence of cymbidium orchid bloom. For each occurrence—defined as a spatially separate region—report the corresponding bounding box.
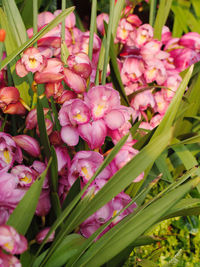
[0,225,28,254]
[110,141,144,182]
[162,74,182,101]
[169,48,200,72]
[0,133,22,174]
[34,58,64,84]
[0,172,25,207]
[38,11,55,29]
[0,248,21,267]
[178,32,200,52]
[68,151,111,187]
[78,119,107,149]
[59,98,90,146]
[135,24,154,47]
[130,90,155,113]
[11,165,37,187]
[67,52,92,79]
[144,59,167,85]
[121,57,145,85]
[116,18,135,44]
[85,85,121,119]
[16,47,46,77]
[154,91,169,115]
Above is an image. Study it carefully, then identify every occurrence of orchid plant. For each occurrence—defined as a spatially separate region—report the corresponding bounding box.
[0,0,200,266]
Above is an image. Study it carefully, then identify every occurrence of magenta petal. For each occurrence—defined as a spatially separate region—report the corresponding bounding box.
[15,59,29,77]
[61,126,79,146]
[105,110,125,130]
[78,120,107,149]
[13,135,40,158]
[63,68,86,93]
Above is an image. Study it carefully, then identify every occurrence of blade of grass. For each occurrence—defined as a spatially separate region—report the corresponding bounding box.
[154,0,173,40]
[149,0,157,26]
[101,0,115,84]
[0,7,75,70]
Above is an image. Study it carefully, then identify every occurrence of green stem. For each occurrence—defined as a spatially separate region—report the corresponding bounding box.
[149,0,157,26]
[101,0,115,85]
[33,0,38,47]
[61,0,66,43]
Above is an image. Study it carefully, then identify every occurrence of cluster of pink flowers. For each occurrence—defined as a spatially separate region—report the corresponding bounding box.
[97,7,200,131]
[0,225,27,266]
[0,3,200,260]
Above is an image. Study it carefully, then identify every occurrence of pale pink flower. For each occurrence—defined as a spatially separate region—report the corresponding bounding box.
[16,47,46,77]
[121,57,145,85]
[0,225,27,254]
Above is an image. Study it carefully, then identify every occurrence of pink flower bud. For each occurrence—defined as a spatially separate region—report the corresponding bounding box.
[67,52,92,79]
[36,118,53,136]
[49,131,63,146]
[13,135,41,158]
[63,68,86,93]
[126,14,142,27]
[0,87,20,107]
[25,108,49,130]
[36,190,51,216]
[3,101,27,115]
[0,249,21,266]
[57,90,77,104]
[45,82,63,99]
[35,227,55,244]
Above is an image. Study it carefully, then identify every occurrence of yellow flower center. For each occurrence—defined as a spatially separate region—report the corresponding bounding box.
[4,150,11,164]
[81,166,90,180]
[20,176,32,184]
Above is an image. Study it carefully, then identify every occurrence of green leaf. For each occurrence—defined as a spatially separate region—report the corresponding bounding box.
[6,159,52,235]
[0,7,75,70]
[37,98,51,159]
[0,8,31,105]
[109,34,129,106]
[162,198,200,219]
[191,0,200,18]
[149,0,157,26]
[88,0,97,61]
[154,0,173,40]
[174,72,200,136]
[62,178,81,210]
[112,0,125,38]
[2,0,28,45]
[32,234,85,267]
[101,0,115,84]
